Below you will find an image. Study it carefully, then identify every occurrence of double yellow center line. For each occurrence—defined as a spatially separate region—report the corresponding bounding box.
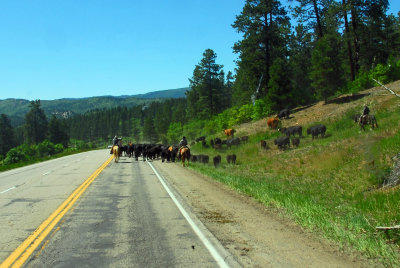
[0,155,114,268]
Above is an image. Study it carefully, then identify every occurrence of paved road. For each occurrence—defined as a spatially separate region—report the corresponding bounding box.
[0,151,230,267]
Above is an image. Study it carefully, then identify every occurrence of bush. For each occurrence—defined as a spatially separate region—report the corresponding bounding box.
[343,59,400,94]
[252,99,272,120]
[167,122,183,144]
[183,120,205,141]
[231,104,253,125]
[54,144,64,154]
[4,147,28,164]
[203,119,219,135]
[36,140,56,157]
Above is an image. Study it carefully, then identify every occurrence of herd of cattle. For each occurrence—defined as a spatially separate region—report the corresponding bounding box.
[115,107,377,166]
[116,142,237,168]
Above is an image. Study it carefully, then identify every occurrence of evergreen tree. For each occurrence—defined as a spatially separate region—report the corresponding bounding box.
[289,24,315,105]
[267,58,294,110]
[143,117,157,143]
[310,33,346,102]
[48,115,69,148]
[232,0,291,105]
[0,114,15,156]
[187,49,226,119]
[24,100,48,144]
[290,0,328,39]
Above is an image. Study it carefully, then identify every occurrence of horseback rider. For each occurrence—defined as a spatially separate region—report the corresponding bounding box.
[178,136,188,158]
[359,104,370,124]
[110,135,122,154]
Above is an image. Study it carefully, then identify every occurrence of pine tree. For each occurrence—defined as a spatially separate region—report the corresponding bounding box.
[48,115,69,148]
[0,114,15,156]
[187,49,226,119]
[24,100,48,144]
[232,0,291,105]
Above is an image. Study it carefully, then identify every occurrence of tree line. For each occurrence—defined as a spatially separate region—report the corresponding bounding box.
[1,0,400,162]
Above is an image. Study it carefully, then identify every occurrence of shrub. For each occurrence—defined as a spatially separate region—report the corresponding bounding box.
[36,140,56,157]
[183,120,205,141]
[54,144,64,154]
[4,147,28,164]
[167,122,183,144]
[231,104,253,125]
[252,99,272,120]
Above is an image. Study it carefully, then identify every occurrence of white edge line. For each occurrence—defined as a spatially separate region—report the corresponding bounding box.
[147,161,231,268]
[1,186,16,194]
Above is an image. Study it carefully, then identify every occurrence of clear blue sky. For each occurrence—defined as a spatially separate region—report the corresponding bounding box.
[0,1,399,101]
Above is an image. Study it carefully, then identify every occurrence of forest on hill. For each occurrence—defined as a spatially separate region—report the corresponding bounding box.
[0,87,188,127]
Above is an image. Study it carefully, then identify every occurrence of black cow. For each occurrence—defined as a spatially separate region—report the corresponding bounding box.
[274,136,290,150]
[127,143,134,158]
[291,137,300,148]
[227,154,237,164]
[133,144,143,161]
[278,108,290,119]
[280,125,302,137]
[213,155,221,168]
[160,145,172,162]
[307,125,327,140]
[202,140,207,148]
[191,155,198,163]
[170,145,179,162]
[195,136,206,143]
[213,138,222,149]
[227,137,241,149]
[240,136,249,143]
[197,154,209,164]
[146,144,162,160]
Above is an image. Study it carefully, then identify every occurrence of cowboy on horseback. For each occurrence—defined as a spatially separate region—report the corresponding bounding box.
[178,136,188,158]
[359,104,370,124]
[110,135,122,154]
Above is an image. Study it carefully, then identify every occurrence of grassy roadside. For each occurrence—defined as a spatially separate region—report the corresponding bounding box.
[187,98,400,266]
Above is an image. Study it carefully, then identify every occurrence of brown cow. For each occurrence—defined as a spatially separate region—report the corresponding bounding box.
[260,140,268,149]
[267,117,280,129]
[224,128,235,138]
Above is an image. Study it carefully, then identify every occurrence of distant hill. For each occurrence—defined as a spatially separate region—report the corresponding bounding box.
[133,87,188,99]
[0,87,189,127]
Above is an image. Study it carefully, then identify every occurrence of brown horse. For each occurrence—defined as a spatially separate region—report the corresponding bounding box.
[180,147,191,167]
[112,145,120,162]
[359,114,378,131]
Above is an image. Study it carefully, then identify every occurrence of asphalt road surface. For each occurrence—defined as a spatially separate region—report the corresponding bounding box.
[0,150,235,267]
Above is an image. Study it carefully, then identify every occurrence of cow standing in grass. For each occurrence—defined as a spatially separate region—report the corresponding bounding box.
[224,129,236,138]
[213,155,221,167]
[267,117,280,129]
[307,125,326,140]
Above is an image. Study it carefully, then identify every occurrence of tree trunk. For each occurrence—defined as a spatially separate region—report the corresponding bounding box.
[312,0,324,39]
[343,0,355,81]
[350,0,360,74]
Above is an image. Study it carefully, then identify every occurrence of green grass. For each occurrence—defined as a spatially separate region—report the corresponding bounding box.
[188,104,400,267]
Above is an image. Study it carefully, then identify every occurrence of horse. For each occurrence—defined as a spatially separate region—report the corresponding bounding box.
[359,114,378,131]
[112,145,121,162]
[180,147,191,167]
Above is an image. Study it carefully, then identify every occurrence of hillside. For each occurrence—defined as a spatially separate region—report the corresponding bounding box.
[234,80,400,137]
[187,80,400,266]
[0,87,188,126]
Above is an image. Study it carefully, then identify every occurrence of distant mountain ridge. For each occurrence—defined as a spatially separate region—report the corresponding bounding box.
[0,87,189,127]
